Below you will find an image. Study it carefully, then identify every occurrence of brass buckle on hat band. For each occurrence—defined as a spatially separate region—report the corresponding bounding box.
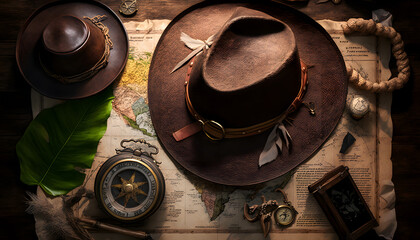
[199,120,226,141]
[172,58,308,141]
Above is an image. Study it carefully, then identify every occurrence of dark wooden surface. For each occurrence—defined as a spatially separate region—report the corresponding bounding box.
[0,0,418,239]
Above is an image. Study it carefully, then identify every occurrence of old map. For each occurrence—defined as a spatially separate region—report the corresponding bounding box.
[32,20,396,240]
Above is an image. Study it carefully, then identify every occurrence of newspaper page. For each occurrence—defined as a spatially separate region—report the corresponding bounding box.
[32,20,395,240]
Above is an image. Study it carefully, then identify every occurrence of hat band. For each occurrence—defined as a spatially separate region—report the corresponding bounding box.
[39,15,114,84]
[172,59,308,141]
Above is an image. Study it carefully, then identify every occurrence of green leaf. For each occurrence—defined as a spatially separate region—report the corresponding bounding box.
[17,87,114,196]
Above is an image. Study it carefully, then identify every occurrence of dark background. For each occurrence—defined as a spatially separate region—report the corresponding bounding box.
[1,0,418,239]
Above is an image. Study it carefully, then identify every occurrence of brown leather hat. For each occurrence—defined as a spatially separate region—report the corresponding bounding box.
[16,0,128,99]
[148,1,348,185]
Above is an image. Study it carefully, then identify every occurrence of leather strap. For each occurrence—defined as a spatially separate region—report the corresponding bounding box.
[172,59,308,141]
[172,121,201,142]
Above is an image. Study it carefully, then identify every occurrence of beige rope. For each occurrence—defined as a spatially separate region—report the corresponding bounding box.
[341,18,410,92]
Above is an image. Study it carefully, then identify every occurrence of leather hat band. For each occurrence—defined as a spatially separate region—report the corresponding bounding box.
[172,58,308,141]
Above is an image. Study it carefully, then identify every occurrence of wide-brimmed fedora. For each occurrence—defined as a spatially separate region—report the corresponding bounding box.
[16,0,128,99]
[148,0,347,186]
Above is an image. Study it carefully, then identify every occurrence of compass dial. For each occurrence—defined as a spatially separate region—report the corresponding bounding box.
[274,205,296,226]
[95,154,165,222]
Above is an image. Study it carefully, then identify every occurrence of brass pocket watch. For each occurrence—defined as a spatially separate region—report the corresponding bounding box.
[95,139,165,222]
[244,187,298,237]
[273,188,298,227]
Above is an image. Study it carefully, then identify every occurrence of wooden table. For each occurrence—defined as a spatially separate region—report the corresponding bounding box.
[1,0,418,239]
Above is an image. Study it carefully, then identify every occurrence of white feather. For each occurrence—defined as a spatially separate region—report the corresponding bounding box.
[180,32,206,50]
[279,124,291,149]
[259,124,279,167]
[258,123,292,167]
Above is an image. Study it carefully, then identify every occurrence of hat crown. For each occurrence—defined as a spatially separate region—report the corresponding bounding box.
[42,16,89,54]
[147,2,348,185]
[189,8,302,128]
[204,11,295,91]
[39,15,106,77]
[16,0,129,99]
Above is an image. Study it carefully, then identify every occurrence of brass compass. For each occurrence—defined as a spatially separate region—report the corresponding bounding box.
[95,139,165,222]
[119,0,138,16]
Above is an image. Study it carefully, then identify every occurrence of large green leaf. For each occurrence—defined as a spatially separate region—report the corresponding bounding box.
[17,87,114,196]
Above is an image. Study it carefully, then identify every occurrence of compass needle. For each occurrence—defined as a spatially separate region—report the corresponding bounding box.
[120,176,129,185]
[133,181,146,188]
[135,188,148,196]
[132,189,140,204]
[129,172,136,183]
[115,191,126,200]
[124,194,130,207]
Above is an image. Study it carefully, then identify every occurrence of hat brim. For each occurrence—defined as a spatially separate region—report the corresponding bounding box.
[148,0,347,186]
[16,0,128,99]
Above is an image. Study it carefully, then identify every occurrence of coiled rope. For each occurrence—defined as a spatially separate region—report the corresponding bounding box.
[342,18,410,92]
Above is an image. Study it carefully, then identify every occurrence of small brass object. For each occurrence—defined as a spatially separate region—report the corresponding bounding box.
[119,0,138,16]
[244,188,297,237]
[273,188,298,227]
[303,102,316,115]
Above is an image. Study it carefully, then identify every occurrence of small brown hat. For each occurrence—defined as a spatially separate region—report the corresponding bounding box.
[148,1,348,185]
[16,0,128,99]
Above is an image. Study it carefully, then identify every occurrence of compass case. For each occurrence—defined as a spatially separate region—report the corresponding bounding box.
[95,153,165,222]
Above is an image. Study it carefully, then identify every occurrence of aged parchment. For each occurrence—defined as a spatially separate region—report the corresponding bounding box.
[31,19,396,240]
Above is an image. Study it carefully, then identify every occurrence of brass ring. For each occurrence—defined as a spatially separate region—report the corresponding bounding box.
[200,120,225,141]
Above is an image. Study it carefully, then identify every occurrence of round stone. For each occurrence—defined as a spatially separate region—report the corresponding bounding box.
[349,95,370,119]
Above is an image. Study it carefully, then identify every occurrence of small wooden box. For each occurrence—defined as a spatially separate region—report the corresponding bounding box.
[308,165,378,240]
